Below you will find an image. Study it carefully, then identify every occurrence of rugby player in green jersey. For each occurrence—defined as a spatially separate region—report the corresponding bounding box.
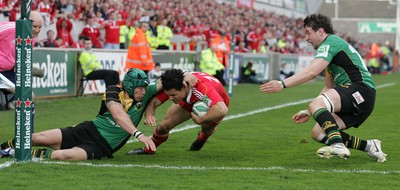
[1,69,197,160]
[260,13,387,162]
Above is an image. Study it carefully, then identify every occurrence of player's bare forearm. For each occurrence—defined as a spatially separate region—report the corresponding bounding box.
[201,101,228,123]
[107,101,138,134]
[143,97,162,126]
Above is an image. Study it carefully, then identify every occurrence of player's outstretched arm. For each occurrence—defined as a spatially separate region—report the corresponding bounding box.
[107,100,156,151]
[292,109,311,124]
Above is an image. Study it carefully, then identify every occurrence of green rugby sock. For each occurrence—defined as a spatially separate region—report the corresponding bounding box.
[340,131,367,151]
[32,148,53,159]
[313,108,342,145]
[1,138,15,150]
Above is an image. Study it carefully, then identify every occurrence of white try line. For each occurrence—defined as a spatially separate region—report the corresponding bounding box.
[127,82,396,144]
[2,160,399,175]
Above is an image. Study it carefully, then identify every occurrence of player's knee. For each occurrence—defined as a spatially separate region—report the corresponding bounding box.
[309,94,334,113]
[156,124,173,134]
[49,151,67,160]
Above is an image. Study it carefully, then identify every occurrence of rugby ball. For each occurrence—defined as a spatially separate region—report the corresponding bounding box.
[192,101,209,117]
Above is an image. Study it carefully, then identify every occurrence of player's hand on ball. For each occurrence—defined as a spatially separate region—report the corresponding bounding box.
[292,109,311,124]
[191,112,203,125]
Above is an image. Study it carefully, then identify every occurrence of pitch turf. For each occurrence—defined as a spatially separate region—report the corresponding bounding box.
[0,74,399,189]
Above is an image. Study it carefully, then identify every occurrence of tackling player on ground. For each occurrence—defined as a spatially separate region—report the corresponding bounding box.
[128,69,230,155]
[260,13,387,162]
[0,69,197,160]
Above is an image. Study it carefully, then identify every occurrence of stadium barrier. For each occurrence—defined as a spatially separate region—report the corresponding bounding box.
[31,48,313,98]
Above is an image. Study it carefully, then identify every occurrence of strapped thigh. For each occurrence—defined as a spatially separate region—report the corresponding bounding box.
[316,93,334,113]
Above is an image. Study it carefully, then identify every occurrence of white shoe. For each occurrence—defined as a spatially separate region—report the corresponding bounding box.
[0,148,14,158]
[317,143,350,159]
[367,139,387,163]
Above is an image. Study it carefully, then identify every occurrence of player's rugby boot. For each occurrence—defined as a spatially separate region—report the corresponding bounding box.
[127,148,155,155]
[367,139,387,163]
[317,143,350,159]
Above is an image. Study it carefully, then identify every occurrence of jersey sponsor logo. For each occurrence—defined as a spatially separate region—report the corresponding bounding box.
[352,91,365,104]
[315,44,330,58]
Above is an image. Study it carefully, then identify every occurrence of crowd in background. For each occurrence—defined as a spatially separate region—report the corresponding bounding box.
[0,0,396,73]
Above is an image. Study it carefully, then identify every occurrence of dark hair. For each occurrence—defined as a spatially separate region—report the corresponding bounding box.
[155,62,161,67]
[160,69,184,91]
[303,13,334,34]
[82,36,91,41]
[46,29,54,35]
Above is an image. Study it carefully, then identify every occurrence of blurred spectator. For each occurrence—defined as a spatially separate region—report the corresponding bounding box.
[54,0,68,19]
[118,13,129,49]
[127,20,140,46]
[157,18,173,50]
[72,35,85,49]
[100,11,121,50]
[37,0,53,26]
[235,41,250,53]
[65,0,74,15]
[56,14,75,47]
[99,2,111,20]
[148,62,163,83]
[239,61,260,84]
[246,28,262,52]
[15,0,322,56]
[147,16,158,50]
[0,0,20,21]
[79,36,120,88]
[210,28,230,86]
[39,29,56,47]
[126,21,154,74]
[199,45,225,85]
[81,15,102,48]
[279,63,294,80]
[210,28,230,67]
[380,40,393,73]
[54,37,68,48]
[256,39,268,53]
[367,42,382,74]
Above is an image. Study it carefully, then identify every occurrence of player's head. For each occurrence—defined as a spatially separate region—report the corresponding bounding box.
[29,11,43,38]
[160,69,187,104]
[303,13,334,49]
[123,69,149,101]
[303,13,334,34]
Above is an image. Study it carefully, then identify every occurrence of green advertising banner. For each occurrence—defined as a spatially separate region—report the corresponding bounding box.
[32,50,76,97]
[358,22,397,33]
[15,20,33,161]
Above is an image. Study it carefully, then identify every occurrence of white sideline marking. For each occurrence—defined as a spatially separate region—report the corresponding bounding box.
[127,82,396,144]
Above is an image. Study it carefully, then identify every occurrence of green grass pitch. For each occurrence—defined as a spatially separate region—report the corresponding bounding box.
[0,74,399,189]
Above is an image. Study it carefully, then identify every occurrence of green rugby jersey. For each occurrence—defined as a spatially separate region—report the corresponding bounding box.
[314,35,375,89]
[92,83,157,150]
